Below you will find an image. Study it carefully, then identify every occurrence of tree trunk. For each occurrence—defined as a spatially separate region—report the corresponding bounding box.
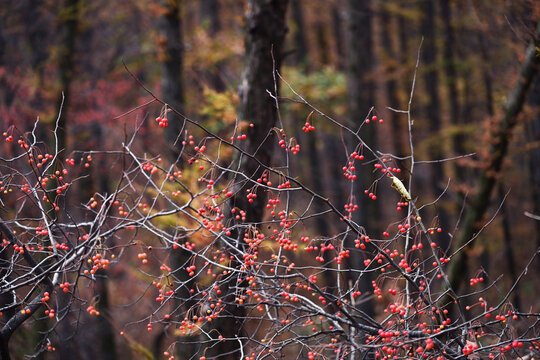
[200,0,221,35]
[440,0,462,178]
[207,2,289,359]
[380,4,407,160]
[291,0,309,69]
[158,0,184,153]
[527,71,540,273]
[55,0,80,161]
[443,24,539,308]
[346,0,377,231]
[200,0,226,91]
[345,0,376,351]
[497,185,521,310]
[234,0,289,224]
[331,1,345,71]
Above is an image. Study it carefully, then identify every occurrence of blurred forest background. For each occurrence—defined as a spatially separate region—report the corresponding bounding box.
[0,0,539,359]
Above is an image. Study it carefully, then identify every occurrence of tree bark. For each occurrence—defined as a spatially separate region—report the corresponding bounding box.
[440,0,462,179]
[200,0,226,91]
[55,0,80,161]
[234,0,289,224]
[527,69,540,273]
[207,2,289,359]
[346,0,376,230]
[291,0,309,69]
[443,24,539,307]
[200,0,221,35]
[332,1,345,71]
[380,4,407,159]
[345,0,376,348]
[158,0,184,153]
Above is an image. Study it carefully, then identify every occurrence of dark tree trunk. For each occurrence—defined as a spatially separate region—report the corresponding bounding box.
[158,0,184,153]
[208,2,289,359]
[0,18,5,67]
[26,1,49,82]
[346,0,376,230]
[421,0,452,253]
[315,21,330,66]
[345,0,376,342]
[200,0,221,34]
[421,0,441,158]
[476,21,496,275]
[288,0,334,288]
[331,1,345,71]
[55,0,80,161]
[380,4,407,159]
[440,0,462,169]
[478,32,495,117]
[291,0,309,69]
[92,127,117,360]
[444,24,539,308]
[527,73,540,273]
[200,0,226,91]
[94,271,116,360]
[233,0,289,224]
[497,185,521,310]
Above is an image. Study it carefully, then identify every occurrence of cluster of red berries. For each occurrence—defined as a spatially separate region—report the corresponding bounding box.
[342,162,357,180]
[41,292,50,303]
[59,282,70,293]
[2,132,13,142]
[365,115,384,124]
[155,117,168,127]
[186,265,197,277]
[233,134,247,141]
[44,309,55,318]
[86,305,100,316]
[290,144,300,154]
[462,342,479,356]
[54,242,69,250]
[344,202,358,213]
[470,276,484,286]
[246,191,257,203]
[12,244,25,254]
[397,223,410,233]
[364,190,377,200]
[396,201,408,211]
[138,252,148,264]
[302,121,315,133]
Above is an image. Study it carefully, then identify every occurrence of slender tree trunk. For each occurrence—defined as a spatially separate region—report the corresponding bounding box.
[233,0,289,224]
[289,0,334,289]
[158,0,184,153]
[200,0,226,91]
[443,24,539,307]
[39,3,81,358]
[291,0,309,70]
[497,185,521,310]
[0,18,5,67]
[345,1,376,353]
[380,4,407,159]
[346,0,377,232]
[477,25,496,275]
[440,0,461,168]
[92,126,117,360]
[55,0,80,161]
[420,0,452,254]
[527,73,540,273]
[200,0,221,34]
[207,2,289,359]
[332,1,345,71]
[315,21,330,66]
